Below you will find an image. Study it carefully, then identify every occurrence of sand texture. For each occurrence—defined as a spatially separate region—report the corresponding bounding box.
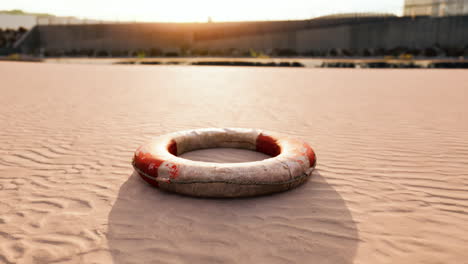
[180,148,270,163]
[0,62,468,264]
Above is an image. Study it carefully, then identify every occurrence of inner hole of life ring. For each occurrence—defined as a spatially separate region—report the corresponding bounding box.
[169,135,282,164]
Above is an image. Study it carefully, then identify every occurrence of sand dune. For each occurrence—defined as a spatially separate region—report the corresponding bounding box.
[0,61,467,263]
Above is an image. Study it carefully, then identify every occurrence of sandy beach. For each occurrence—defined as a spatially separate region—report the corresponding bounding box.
[0,61,467,264]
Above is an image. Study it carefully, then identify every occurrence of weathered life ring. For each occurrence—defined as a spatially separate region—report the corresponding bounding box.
[132,128,317,198]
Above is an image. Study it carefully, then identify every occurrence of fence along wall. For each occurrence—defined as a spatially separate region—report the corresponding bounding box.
[17,15,468,55]
[34,23,194,53]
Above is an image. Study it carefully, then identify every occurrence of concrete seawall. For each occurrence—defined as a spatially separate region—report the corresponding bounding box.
[17,15,468,55]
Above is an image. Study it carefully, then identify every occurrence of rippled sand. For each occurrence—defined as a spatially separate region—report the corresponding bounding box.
[180,148,270,163]
[0,61,467,264]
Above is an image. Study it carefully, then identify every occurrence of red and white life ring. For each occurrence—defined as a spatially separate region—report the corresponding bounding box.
[132,128,317,198]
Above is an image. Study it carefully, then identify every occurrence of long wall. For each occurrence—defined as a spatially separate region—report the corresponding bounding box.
[17,15,468,55]
[32,23,194,52]
[297,16,468,52]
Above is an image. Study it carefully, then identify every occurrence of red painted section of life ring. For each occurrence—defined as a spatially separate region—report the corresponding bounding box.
[256,133,281,157]
[134,139,178,187]
[304,143,317,168]
[168,140,178,156]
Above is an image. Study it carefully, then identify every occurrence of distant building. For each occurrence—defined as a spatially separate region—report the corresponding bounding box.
[0,10,111,29]
[315,12,397,19]
[404,0,468,17]
[0,13,36,29]
[36,17,104,25]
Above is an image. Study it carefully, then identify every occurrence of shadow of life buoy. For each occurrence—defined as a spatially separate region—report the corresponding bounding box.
[107,171,359,264]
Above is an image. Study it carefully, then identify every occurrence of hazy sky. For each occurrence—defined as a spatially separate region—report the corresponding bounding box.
[0,0,405,22]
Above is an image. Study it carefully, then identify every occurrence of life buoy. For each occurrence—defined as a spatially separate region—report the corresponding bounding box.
[132,128,317,198]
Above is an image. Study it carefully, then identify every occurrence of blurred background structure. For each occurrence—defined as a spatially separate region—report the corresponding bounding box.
[404,0,468,17]
[0,10,111,29]
[1,4,468,58]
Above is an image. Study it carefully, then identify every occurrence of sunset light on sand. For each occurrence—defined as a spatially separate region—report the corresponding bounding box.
[1,0,468,263]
